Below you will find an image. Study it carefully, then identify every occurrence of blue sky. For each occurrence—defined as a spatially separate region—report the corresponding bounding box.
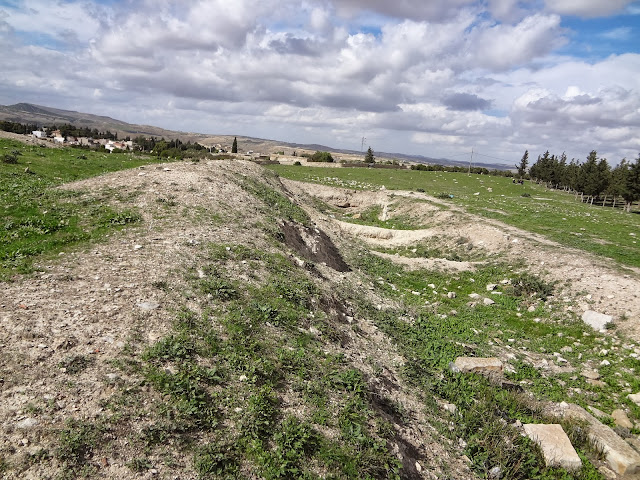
[0,0,639,165]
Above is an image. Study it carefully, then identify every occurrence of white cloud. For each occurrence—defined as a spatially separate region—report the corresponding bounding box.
[545,0,635,17]
[0,0,638,165]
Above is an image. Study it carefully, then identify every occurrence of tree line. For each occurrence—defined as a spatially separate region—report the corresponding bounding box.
[526,150,640,211]
[0,120,119,140]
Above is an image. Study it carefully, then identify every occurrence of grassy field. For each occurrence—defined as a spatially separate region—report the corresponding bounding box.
[268,165,640,268]
[0,138,168,280]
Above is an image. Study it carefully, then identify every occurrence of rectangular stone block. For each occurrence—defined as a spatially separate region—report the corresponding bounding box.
[453,357,503,374]
[524,424,582,471]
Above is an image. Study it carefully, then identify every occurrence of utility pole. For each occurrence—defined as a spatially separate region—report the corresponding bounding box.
[468,147,474,175]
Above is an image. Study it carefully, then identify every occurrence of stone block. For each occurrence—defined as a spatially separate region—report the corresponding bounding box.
[453,357,503,375]
[559,404,640,475]
[612,409,633,429]
[523,424,582,471]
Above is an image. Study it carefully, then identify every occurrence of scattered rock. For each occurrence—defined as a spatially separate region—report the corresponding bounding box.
[582,369,600,380]
[468,293,481,300]
[488,466,502,479]
[443,403,457,414]
[483,297,495,306]
[16,418,39,429]
[612,409,633,429]
[558,403,640,475]
[527,305,536,312]
[486,284,497,291]
[447,291,457,299]
[137,301,160,311]
[523,424,582,471]
[453,357,503,375]
[628,392,640,407]
[582,310,613,331]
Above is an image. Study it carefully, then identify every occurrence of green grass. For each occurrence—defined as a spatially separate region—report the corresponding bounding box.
[0,138,170,279]
[268,165,640,268]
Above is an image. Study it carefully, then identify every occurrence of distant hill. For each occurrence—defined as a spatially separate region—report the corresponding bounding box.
[0,102,509,170]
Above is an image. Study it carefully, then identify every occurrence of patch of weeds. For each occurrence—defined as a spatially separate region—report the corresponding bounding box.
[143,333,197,362]
[144,363,220,429]
[198,276,239,301]
[98,209,141,227]
[58,354,94,374]
[435,192,453,199]
[240,176,310,225]
[56,419,106,472]
[127,457,152,472]
[258,416,319,478]
[241,385,279,440]
[194,442,240,478]
[510,273,555,301]
[2,153,18,164]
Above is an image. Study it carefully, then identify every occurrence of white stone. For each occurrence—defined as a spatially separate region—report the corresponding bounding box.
[582,310,613,331]
[486,284,497,291]
[523,424,582,471]
[483,297,495,306]
[628,392,640,407]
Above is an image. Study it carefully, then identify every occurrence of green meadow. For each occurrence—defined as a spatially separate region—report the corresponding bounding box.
[268,165,640,268]
[0,138,168,279]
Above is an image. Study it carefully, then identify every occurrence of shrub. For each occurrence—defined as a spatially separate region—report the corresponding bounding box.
[293,161,302,166]
[308,151,334,163]
[2,153,18,164]
[521,193,531,197]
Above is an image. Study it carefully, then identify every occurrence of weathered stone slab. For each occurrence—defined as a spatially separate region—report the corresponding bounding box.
[581,310,613,331]
[523,424,582,471]
[628,392,640,407]
[612,409,633,429]
[453,357,503,375]
[559,404,640,475]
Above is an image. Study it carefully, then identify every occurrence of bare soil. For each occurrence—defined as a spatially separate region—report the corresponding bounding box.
[284,180,640,342]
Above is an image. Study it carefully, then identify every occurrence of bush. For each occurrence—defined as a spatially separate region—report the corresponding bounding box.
[308,151,334,163]
[293,161,302,166]
[521,193,531,198]
[2,154,18,164]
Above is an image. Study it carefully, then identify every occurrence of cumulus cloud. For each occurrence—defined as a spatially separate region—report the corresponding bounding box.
[442,93,493,111]
[0,0,638,164]
[545,0,635,17]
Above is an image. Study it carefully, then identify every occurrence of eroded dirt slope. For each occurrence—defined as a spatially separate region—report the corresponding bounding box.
[284,180,640,342]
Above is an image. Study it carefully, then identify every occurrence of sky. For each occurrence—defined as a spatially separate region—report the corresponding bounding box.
[1,0,639,166]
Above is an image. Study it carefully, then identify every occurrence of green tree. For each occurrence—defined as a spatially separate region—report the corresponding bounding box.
[516,150,528,178]
[309,151,334,162]
[232,137,238,153]
[365,146,375,164]
[624,156,640,212]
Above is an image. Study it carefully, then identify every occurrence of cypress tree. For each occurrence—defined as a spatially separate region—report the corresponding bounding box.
[232,137,238,153]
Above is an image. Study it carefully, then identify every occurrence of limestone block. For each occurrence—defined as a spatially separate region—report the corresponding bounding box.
[453,357,503,375]
[612,409,633,429]
[560,404,640,475]
[523,424,582,471]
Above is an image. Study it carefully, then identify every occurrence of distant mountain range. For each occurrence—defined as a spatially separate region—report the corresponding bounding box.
[0,103,509,170]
